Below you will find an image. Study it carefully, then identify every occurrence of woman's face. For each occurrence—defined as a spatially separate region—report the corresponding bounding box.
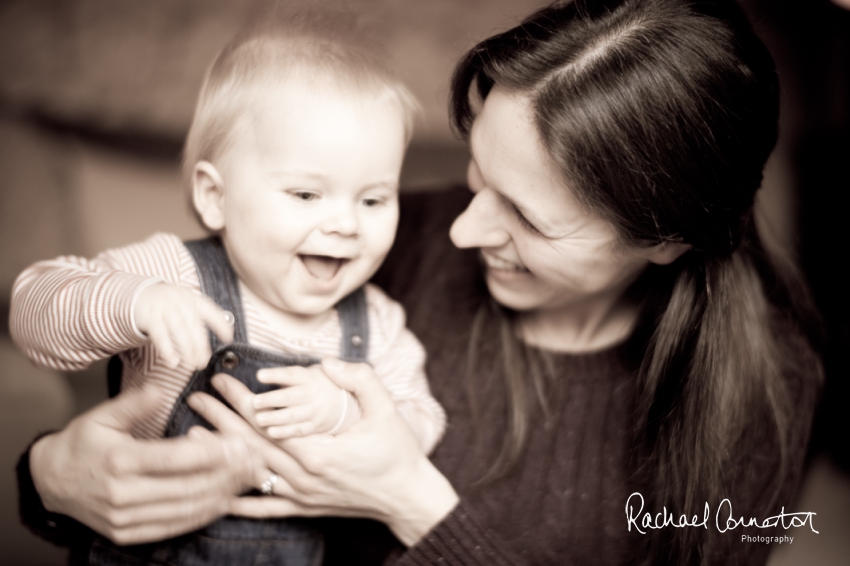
[450,88,670,316]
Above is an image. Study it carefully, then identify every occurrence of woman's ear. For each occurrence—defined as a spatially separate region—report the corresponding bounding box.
[192,161,226,231]
[646,241,691,265]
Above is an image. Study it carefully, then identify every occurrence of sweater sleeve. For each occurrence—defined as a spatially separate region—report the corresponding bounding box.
[392,500,522,566]
[10,233,197,371]
[16,432,96,551]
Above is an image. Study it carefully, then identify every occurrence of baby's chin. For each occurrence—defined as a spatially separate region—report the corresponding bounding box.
[274,285,357,317]
[240,281,337,323]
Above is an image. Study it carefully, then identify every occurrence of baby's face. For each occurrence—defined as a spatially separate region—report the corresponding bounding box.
[208,81,405,320]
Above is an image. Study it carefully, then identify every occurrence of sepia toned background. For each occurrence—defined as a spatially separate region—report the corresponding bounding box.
[1,0,848,564]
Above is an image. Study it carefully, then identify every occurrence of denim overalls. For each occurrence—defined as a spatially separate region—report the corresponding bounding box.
[88,236,370,566]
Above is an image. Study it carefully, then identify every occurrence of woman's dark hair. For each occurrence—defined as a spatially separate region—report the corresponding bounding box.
[451,0,821,563]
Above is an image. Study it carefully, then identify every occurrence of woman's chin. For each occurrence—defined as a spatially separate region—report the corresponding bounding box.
[485,278,544,312]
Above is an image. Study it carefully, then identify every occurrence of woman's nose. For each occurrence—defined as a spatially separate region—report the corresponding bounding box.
[321,202,359,237]
[449,188,510,250]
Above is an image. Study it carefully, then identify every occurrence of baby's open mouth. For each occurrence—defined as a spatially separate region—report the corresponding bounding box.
[299,255,348,281]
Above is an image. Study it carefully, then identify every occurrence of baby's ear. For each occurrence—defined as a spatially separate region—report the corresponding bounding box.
[192,161,226,231]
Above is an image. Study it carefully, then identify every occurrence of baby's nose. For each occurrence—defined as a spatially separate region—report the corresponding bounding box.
[321,203,359,237]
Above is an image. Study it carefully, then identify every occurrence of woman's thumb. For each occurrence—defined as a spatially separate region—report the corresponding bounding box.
[92,385,164,431]
[320,358,393,417]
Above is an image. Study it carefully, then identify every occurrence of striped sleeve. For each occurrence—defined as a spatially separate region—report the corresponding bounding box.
[364,284,447,455]
[9,233,199,371]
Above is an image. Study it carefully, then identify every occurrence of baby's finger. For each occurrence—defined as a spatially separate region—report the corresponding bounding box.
[196,295,234,345]
[256,366,312,387]
[184,308,213,369]
[255,406,312,428]
[148,321,180,368]
[253,386,308,410]
[177,301,212,367]
[164,309,208,369]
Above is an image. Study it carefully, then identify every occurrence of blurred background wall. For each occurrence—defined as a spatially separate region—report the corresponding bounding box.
[0,0,847,564]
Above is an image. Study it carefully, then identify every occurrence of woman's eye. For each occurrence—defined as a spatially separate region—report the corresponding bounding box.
[515,210,539,233]
[506,200,540,234]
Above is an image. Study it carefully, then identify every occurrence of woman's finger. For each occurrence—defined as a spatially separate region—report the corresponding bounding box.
[230,496,366,520]
[103,462,239,508]
[119,437,221,475]
[268,422,316,439]
[91,384,165,431]
[100,494,228,545]
[189,391,326,493]
[186,425,214,440]
[188,390,258,437]
[84,387,237,477]
[209,373,262,424]
[319,358,395,417]
[229,495,306,519]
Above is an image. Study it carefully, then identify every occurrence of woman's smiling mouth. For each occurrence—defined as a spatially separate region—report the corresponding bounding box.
[481,251,528,273]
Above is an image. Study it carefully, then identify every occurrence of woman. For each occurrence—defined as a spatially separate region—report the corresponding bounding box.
[19,0,821,564]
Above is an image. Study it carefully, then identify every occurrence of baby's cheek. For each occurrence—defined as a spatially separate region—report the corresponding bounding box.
[371,225,400,254]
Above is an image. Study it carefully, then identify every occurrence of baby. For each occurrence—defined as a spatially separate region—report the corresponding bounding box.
[11,11,444,566]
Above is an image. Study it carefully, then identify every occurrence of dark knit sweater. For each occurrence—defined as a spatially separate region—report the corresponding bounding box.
[18,187,820,566]
[364,187,820,566]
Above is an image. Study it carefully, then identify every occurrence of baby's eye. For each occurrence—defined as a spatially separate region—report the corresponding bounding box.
[361,196,385,208]
[288,190,319,202]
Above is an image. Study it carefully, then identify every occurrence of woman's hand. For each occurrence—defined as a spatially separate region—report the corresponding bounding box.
[188,359,459,546]
[30,386,257,545]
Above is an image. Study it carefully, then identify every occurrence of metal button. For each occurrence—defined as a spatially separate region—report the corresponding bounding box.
[222,310,235,326]
[221,351,239,370]
[350,334,362,347]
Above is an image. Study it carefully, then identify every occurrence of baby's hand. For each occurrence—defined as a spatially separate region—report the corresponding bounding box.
[253,364,348,439]
[134,282,234,369]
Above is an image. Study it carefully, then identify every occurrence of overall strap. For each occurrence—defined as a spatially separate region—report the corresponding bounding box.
[336,286,369,363]
[183,237,248,348]
[185,236,369,361]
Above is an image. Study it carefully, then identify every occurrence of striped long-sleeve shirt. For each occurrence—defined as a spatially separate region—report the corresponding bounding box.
[10,232,445,453]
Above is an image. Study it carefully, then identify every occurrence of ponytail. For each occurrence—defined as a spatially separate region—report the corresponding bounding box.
[636,222,817,562]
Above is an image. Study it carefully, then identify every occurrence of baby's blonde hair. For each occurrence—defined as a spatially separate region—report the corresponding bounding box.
[182,6,419,198]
